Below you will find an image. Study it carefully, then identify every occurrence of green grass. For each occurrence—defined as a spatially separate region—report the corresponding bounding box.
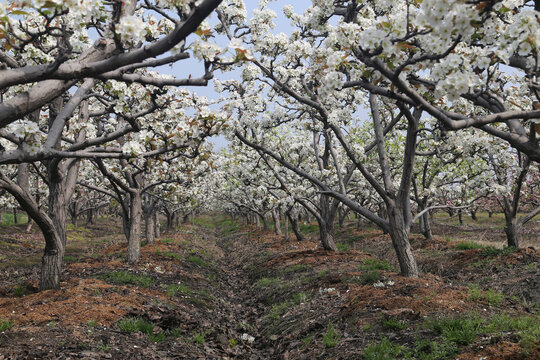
[302,334,315,347]
[87,319,98,328]
[299,223,319,233]
[117,317,165,343]
[166,283,192,297]
[485,313,540,354]
[480,246,517,257]
[284,264,312,273]
[455,241,484,250]
[425,313,483,346]
[382,317,408,331]
[12,284,25,297]
[359,258,394,271]
[193,330,210,345]
[363,338,404,360]
[360,270,381,284]
[118,317,154,334]
[322,323,340,348]
[219,218,239,234]
[187,254,207,267]
[269,301,291,320]
[0,318,14,332]
[336,243,351,252]
[155,249,181,260]
[468,285,504,306]
[98,271,152,287]
[63,255,78,263]
[193,216,216,229]
[1,212,28,226]
[256,277,281,288]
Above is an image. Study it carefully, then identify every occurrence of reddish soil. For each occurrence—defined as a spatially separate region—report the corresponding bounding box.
[0,215,538,359]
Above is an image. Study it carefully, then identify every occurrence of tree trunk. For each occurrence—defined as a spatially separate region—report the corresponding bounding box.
[13,208,18,224]
[388,206,418,278]
[40,234,64,291]
[145,211,155,244]
[165,210,173,232]
[254,212,260,228]
[0,176,64,290]
[284,213,289,240]
[48,179,68,248]
[338,208,347,228]
[272,209,282,235]
[154,212,160,238]
[458,210,463,225]
[471,209,477,221]
[418,201,432,241]
[488,210,493,218]
[421,212,432,241]
[25,220,33,233]
[287,212,306,242]
[261,214,270,230]
[127,191,142,263]
[503,209,520,248]
[357,216,363,230]
[319,222,337,251]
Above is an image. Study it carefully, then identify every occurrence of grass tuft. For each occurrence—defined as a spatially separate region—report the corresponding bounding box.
[98,270,152,287]
[456,241,483,250]
[0,319,14,332]
[363,338,403,360]
[359,258,393,271]
[322,323,340,348]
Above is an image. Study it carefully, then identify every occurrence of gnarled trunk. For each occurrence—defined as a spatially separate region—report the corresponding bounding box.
[388,205,418,278]
[319,221,337,251]
[503,209,520,248]
[260,214,270,230]
[287,212,305,242]
[272,208,282,235]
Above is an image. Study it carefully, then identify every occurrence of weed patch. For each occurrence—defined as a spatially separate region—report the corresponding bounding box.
[481,246,517,257]
[360,270,381,284]
[0,318,13,332]
[468,285,504,306]
[187,255,207,267]
[322,323,340,348]
[382,317,408,331]
[359,258,393,271]
[98,271,152,288]
[363,338,403,360]
[425,313,483,346]
[456,241,483,250]
[336,243,351,252]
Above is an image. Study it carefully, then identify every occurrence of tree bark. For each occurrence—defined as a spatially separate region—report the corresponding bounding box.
[504,215,520,248]
[145,211,155,244]
[272,208,282,235]
[154,211,160,238]
[127,190,142,263]
[287,211,305,242]
[284,213,289,240]
[319,221,338,251]
[388,205,418,277]
[261,214,270,230]
[0,174,64,290]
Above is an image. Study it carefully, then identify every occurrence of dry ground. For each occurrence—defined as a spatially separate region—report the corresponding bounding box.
[0,213,538,359]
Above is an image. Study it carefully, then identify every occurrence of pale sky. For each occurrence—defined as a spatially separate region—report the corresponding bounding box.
[164,1,314,150]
